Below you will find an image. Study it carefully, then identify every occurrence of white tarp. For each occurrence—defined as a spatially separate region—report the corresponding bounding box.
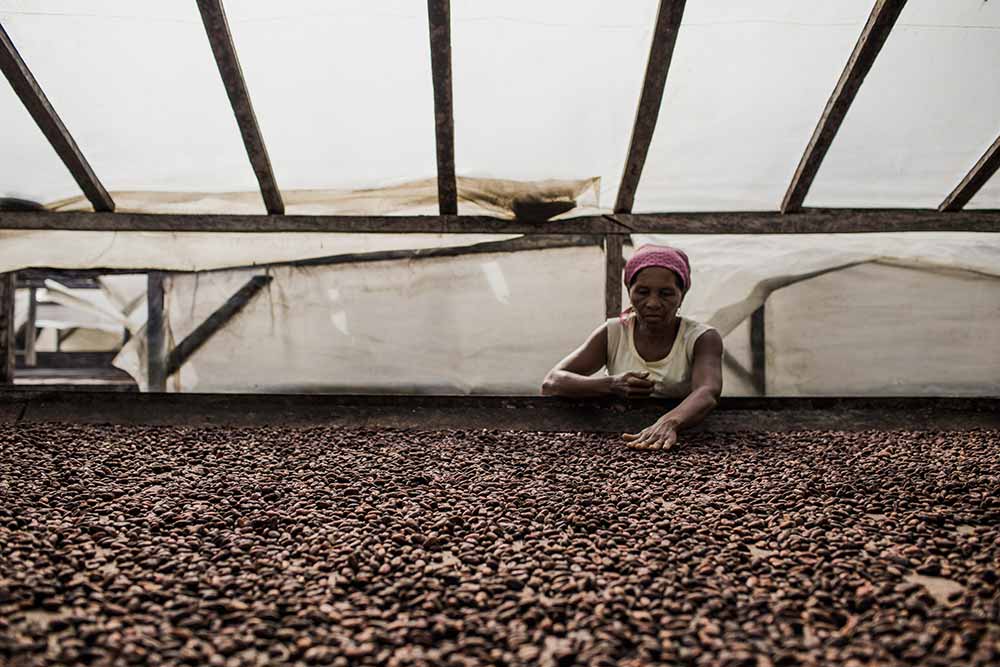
[110,233,999,396]
[1,0,998,215]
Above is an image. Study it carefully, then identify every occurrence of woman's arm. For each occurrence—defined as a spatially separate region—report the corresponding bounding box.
[541,324,654,398]
[624,329,724,450]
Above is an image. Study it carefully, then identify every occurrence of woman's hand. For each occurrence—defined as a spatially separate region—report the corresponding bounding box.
[623,416,680,451]
[608,371,655,398]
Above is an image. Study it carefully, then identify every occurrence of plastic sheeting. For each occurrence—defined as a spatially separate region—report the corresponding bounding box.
[2,0,998,212]
[115,234,1000,396]
[0,231,520,274]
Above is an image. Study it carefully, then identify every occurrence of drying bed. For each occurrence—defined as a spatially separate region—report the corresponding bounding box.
[1,423,998,666]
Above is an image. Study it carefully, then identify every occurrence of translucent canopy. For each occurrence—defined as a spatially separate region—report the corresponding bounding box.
[1,0,998,216]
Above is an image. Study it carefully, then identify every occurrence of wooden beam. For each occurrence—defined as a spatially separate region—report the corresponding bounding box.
[604,235,625,318]
[273,234,600,272]
[15,236,600,279]
[147,273,167,392]
[0,273,13,384]
[939,134,1000,212]
[0,23,114,212]
[615,0,687,214]
[781,0,908,213]
[13,270,104,288]
[721,350,756,390]
[196,0,284,215]
[2,208,999,235]
[17,351,118,370]
[24,286,37,367]
[166,275,271,377]
[750,304,766,396]
[7,391,999,432]
[427,0,458,215]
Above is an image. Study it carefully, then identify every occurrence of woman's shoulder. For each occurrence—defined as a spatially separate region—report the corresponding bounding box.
[680,315,714,335]
[679,316,718,359]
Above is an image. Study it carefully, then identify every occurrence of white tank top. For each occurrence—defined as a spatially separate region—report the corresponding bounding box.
[605,314,716,398]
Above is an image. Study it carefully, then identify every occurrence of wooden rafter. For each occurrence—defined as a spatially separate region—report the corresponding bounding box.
[0,23,114,212]
[166,275,271,377]
[939,134,1000,212]
[427,0,458,215]
[615,0,687,214]
[196,0,284,215]
[3,209,999,235]
[781,0,908,213]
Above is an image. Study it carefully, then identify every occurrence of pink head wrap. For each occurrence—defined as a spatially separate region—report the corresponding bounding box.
[623,244,691,292]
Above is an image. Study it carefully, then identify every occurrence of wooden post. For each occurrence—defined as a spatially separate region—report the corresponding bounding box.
[0,273,13,384]
[750,304,766,396]
[147,272,167,392]
[24,285,37,367]
[605,235,625,319]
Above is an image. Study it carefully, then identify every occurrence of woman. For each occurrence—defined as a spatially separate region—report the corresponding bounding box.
[541,244,723,451]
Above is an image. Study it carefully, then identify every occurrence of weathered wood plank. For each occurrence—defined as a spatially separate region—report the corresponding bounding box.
[750,304,766,396]
[722,350,756,390]
[166,275,271,377]
[0,274,13,384]
[427,0,458,215]
[14,271,104,288]
[615,0,687,214]
[196,0,284,215]
[146,273,167,392]
[16,351,118,370]
[2,209,999,235]
[6,390,999,432]
[15,236,601,279]
[0,23,114,212]
[781,0,908,213]
[939,134,1000,212]
[24,286,37,367]
[605,235,625,318]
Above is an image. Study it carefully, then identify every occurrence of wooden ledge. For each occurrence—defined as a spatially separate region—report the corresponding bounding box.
[1,390,997,432]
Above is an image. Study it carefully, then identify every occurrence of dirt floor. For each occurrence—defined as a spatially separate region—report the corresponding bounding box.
[1,424,998,666]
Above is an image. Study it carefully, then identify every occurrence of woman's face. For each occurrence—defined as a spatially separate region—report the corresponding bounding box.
[628,267,683,326]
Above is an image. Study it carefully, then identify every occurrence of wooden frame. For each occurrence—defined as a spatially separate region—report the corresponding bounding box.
[781,0,908,213]
[3,208,998,235]
[196,0,284,215]
[0,23,114,212]
[165,275,271,377]
[427,0,458,215]
[939,134,1000,212]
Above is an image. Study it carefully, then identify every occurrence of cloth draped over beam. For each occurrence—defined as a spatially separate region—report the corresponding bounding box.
[1,177,603,273]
